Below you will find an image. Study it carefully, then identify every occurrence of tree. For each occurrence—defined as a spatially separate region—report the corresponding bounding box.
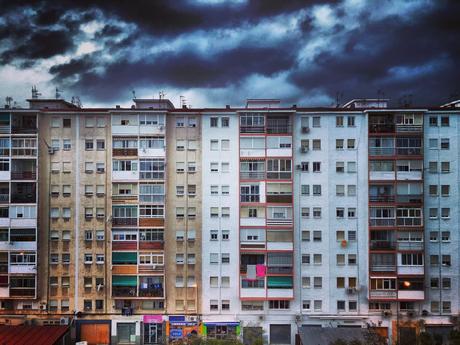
[418,332,434,345]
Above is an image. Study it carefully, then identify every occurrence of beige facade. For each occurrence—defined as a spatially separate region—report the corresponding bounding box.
[165,113,202,316]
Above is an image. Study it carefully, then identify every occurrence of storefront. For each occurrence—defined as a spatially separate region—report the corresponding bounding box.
[167,316,199,340]
[202,322,240,339]
[143,315,164,345]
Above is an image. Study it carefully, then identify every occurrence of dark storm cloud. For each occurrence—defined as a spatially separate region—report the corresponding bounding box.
[290,1,460,105]
[53,44,297,101]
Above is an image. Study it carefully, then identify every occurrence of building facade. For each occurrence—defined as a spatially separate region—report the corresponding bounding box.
[0,96,459,345]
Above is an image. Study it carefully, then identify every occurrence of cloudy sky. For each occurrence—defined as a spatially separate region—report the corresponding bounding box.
[0,0,458,108]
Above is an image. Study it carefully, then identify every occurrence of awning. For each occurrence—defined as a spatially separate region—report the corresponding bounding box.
[267,276,293,288]
[112,252,137,264]
[204,322,239,326]
[112,275,137,287]
[0,325,69,345]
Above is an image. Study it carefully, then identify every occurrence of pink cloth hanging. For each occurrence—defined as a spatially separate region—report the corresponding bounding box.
[256,264,266,277]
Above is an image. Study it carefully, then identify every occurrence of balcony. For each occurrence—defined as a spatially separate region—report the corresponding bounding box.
[396,124,422,133]
[369,195,395,203]
[240,288,266,298]
[369,124,395,133]
[396,218,422,227]
[112,286,137,297]
[266,194,292,203]
[267,218,292,226]
[240,171,265,180]
[10,171,36,180]
[138,287,164,298]
[266,266,293,274]
[396,194,423,204]
[369,290,397,299]
[398,290,424,300]
[369,218,396,227]
[370,241,396,250]
[11,115,37,134]
[113,148,138,156]
[369,147,395,156]
[9,288,36,297]
[397,266,424,275]
[266,172,291,180]
[240,125,265,134]
[369,171,395,181]
[396,147,422,155]
[112,218,137,226]
[397,242,423,251]
[266,118,291,134]
[370,265,396,272]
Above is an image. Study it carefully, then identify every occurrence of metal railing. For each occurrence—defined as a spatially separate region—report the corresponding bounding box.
[240,171,265,180]
[369,147,395,156]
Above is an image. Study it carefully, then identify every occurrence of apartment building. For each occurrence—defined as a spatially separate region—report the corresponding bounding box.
[0,95,459,345]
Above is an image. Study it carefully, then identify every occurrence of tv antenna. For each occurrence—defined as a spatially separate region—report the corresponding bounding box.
[55,87,62,99]
[180,95,186,108]
[5,96,13,108]
[159,91,165,100]
[31,86,41,99]
[335,91,343,107]
[132,90,136,99]
[377,89,385,107]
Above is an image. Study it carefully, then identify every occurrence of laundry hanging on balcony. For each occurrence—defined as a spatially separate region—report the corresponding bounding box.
[256,264,266,277]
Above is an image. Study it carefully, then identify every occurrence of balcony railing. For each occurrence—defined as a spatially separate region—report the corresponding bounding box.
[11,148,37,156]
[241,195,260,203]
[266,120,292,134]
[113,148,138,156]
[369,290,397,298]
[396,194,423,203]
[369,124,395,133]
[11,127,37,134]
[112,218,137,226]
[370,265,396,272]
[267,266,293,274]
[370,241,396,250]
[369,147,395,156]
[240,171,265,180]
[396,124,422,133]
[266,172,292,180]
[9,288,36,297]
[369,218,396,227]
[11,194,36,203]
[396,147,422,155]
[240,126,265,134]
[11,172,36,180]
[369,195,395,203]
[138,288,164,297]
[397,242,424,251]
[266,194,292,203]
[112,286,137,297]
[397,218,422,226]
[0,194,8,203]
[0,126,9,134]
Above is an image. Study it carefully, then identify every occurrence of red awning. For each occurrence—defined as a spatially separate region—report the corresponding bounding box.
[0,325,69,345]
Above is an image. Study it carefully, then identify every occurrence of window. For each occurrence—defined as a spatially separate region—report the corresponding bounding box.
[222,207,230,217]
[337,300,346,311]
[431,278,439,289]
[301,254,310,264]
[96,230,104,241]
[348,208,356,218]
[85,230,93,241]
[51,117,60,127]
[442,278,451,289]
[62,208,71,219]
[63,162,71,173]
[313,208,321,218]
[85,162,94,173]
[176,117,185,127]
[176,162,185,173]
[347,116,355,127]
[429,116,438,126]
[221,117,229,127]
[301,185,310,196]
[347,139,355,149]
[222,230,229,240]
[336,116,344,127]
[441,162,450,173]
[336,185,345,196]
[210,117,218,127]
[96,117,106,127]
[176,140,185,151]
[84,254,93,264]
[313,254,322,265]
[312,116,320,127]
[429,138,438,149]
[188,140,197,150]
[63,118,71,128]
[210,253,219,264]
[336,231,345,241]
[336,139,344,150]
[441,185,450,196]
[221,253,230,264]
[441,208,450,218]
[188,117,197,127]
[314,277,322,288]
[222,185,229,195]
[347,185,356,196]
[85,139,94,150]
[442,255,451,266]
[51,139,60,151]
[312,139,321,150]
[301,162,309,172]
[336,161,344,173]
[96,140,105,150]
[348,254,357,265]
[442,231,450,242]
[210,140,219,151]
[441,116,449,127]
[302,230,310,242]
[313,162,321,172]
[313,231,322,242]
[441,138,449,150]
[302,277,311,288]
[347,161,356,172]
[221,140,230,150]
[210,300,219,311]
[85,117,95,127]
[348,231,356,241]
[210,162,218,172]
[221,162,229,172]
[336,208,344,218]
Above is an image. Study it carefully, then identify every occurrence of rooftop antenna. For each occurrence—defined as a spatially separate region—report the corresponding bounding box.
[31,86,41,99]
[5,96,13,108]
[335,91,343,108]
[132,90,136,99]
[180,95,186,108]
[377,89,385,107]
[159,91,165,100]
[55,87,62,99]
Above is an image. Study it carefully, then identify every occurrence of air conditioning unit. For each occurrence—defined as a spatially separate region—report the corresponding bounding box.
[382,310,392,317]
[48,148,55,155]
[258,315,264,321]
[40,304,47,310]
[60,317,69,325]
[422,310,429,316]
[346,288,356,294]
[295,314,302,322]
[159,125,165,130]
[300,147,309,153]
[406,310,415,317]
[296,164,302,170]
[188,316,198,322]
[302,127,310,133]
